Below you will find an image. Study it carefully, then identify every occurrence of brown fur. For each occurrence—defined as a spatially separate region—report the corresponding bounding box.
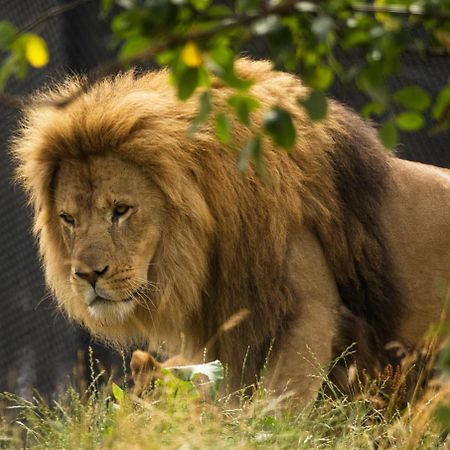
[11,59,450,401]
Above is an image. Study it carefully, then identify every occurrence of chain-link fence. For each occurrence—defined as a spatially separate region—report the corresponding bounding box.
[0,0,122,398]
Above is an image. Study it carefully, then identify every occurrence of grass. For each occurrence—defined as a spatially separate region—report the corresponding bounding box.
[1,353,450,450]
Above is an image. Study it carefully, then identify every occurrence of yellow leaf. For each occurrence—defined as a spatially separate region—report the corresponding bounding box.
[181,41,203,68]
[24,34,49,68]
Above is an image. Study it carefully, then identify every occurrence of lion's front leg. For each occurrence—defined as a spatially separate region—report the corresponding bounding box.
[264,227,341,406]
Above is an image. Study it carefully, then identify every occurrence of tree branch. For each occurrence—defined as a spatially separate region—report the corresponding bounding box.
[19,0,95,34]
[350,3,450,20]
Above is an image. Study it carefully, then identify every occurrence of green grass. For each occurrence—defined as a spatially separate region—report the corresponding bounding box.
[1,364,449,450]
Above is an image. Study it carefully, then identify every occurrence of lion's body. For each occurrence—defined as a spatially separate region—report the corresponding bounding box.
[12,59,450,403]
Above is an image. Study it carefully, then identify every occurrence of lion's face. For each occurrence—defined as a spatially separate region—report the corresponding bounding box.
[54,154,165,325]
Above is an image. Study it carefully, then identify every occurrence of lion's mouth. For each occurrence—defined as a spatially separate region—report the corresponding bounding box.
[85,290,140,324]
[88,287,145,307]
[89,296,134,307]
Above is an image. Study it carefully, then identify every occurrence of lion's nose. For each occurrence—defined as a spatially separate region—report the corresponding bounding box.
[73,265,109,288]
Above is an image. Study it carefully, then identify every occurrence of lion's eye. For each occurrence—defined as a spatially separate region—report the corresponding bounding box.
[112,204,130,222]
[59,212,75,225]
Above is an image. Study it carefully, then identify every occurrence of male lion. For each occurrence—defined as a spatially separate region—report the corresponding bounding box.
[11,59,450,404]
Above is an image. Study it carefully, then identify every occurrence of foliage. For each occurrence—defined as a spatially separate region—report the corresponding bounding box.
[0,1,449,155]
[101,0,450,153]
[0,21,48,89]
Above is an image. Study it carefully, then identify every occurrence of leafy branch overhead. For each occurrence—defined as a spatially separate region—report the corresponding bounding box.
[1,0,450,158]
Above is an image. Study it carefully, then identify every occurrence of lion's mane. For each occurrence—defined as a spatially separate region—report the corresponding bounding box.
[11,59,402,388]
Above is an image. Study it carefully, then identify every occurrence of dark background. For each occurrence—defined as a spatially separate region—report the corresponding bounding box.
[0,0,449,398]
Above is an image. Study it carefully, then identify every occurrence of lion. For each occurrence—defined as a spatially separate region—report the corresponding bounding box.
[11,59,450,404]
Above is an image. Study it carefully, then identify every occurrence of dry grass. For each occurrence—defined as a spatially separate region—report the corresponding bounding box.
[1,344,450,450]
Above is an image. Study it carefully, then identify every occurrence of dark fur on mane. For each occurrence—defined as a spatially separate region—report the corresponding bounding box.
[310,103,403,373]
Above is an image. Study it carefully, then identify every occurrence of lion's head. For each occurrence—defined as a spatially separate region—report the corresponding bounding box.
[10,68,232,349]
[53,154,165,326]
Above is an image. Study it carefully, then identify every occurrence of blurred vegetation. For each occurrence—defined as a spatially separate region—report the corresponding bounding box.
[0,0,450,152]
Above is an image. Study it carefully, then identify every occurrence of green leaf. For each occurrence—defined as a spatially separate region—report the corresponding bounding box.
[342,29,370,48]
[8,36,30,80]
[438,347,450,371]
[222,70,253,91]
[208,40,234,69]
[198,90,212,120]
[0,54,18,90]
[263,106,296,150]
[379,120,398,149]
[238,135,260,173]
[356,68,388,105]
[215,112,231,144]
[361,101,386,118]
[100,0,115,16]
[236,0,261,13]
[435,406,450,429]
[374,0,401,30]
[395,111,425,131]
[227,93,260,126]
[156,49,176,66]
[208,60,253,91]
[191,0,211,11]
[197,66,210,88]
[251,136,268,179]
[11,51,28,80]
[261,415,278,430]
[177,67,199,100]
[299,90,328,121]
[163,360,224,400]
[309,65,334,90]
[433,86,450,122]
[189,90,212,135]
[236,134,268,179]
[0,21,16,50]
[111,11,135,39]
[119,36,152,61]
[394,86,431,111]
[112,383,124,404]
[206,4,233,18]
[266,24,294,67]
